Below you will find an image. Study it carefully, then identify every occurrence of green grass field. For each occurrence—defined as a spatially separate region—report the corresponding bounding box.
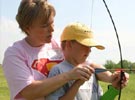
[0,66,10,100]
[100,73,135,100]
[0,66,135,100]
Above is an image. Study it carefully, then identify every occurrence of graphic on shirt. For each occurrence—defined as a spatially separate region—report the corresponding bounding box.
[32,58,63,76]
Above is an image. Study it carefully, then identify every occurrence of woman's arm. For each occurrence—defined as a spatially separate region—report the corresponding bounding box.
[20,72,71,99]
[20,66,91,100]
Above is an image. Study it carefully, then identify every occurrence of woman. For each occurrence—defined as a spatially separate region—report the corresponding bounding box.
[2,0,92,100]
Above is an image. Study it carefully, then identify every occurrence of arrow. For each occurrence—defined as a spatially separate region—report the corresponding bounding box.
[95,68,135,74]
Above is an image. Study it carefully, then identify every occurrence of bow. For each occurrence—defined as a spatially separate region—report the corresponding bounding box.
[101,0,125,100]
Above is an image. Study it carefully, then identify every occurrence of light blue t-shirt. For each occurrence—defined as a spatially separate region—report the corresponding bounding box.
[46,60,103,100]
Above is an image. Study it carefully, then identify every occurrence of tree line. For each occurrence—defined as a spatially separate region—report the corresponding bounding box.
[104,59,135,73]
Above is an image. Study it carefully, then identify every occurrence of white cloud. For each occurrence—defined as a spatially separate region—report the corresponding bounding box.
[0,17,18,33]
[0,17,25,64]
[88,27,135,64]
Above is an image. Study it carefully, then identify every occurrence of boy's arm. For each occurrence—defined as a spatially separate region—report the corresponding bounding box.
[100,85,119,100]
[59,80,84,100]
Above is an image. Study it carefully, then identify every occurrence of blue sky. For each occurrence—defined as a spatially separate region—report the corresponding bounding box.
[0,0,135,64]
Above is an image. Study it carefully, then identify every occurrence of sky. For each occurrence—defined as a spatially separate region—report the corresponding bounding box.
[0,0,135,65]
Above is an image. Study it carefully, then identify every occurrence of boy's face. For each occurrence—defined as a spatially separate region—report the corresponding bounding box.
[70,41,91,64]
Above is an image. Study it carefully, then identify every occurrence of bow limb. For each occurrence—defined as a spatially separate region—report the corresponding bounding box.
[101,0,124,100]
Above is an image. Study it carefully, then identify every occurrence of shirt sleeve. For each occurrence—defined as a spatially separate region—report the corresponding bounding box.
[2,47,34,99]
[100,85,119,100]
[46,66,66,100]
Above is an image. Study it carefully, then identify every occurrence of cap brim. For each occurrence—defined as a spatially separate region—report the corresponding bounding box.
[76,38,105,50]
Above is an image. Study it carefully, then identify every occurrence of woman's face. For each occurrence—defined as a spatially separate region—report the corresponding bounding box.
[26,15,54,47]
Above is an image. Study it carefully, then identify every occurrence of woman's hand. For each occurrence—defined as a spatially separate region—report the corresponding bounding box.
[67,63,94,81]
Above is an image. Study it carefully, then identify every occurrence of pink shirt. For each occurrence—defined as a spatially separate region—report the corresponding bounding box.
[2,38,64,100]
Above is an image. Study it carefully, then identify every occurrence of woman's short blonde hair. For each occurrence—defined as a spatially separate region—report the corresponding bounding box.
[16,0,56,34]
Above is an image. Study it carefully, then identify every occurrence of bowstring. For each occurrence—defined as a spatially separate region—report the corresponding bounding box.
[101,0,124,100]
[89,1,100,99]
[90,0,94,29]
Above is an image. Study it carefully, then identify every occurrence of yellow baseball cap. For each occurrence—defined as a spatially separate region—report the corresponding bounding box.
[60,22,105,50]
